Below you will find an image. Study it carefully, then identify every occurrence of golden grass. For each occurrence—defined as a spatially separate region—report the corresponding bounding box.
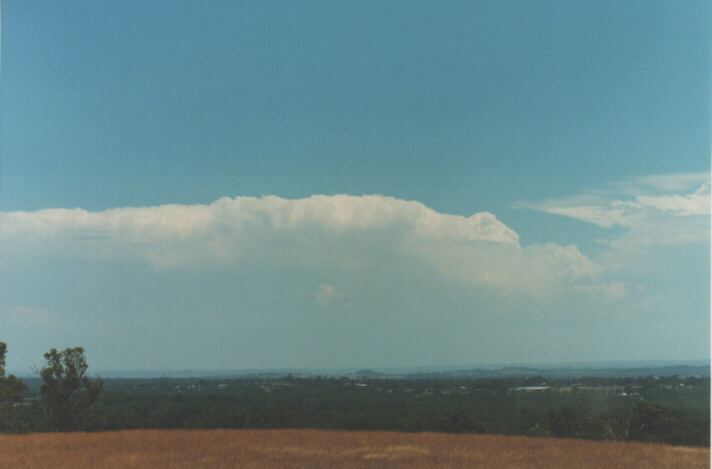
[0,429,708,468]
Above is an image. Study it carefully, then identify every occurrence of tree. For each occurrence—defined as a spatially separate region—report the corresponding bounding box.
[630,401,679,442]
[547,407,579,437]
[40,347,103,431]
[0,342,28,431]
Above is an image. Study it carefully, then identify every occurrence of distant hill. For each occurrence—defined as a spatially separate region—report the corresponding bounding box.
[404,364,710,380]
[12,360,708,380]
[351,369,385,378]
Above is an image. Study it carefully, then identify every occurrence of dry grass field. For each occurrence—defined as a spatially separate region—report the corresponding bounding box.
[0,429,708,469]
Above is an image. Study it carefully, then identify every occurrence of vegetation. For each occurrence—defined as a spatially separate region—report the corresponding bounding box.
[12,373,710,446]
[0,429,707,469]
[39,347,104,431]
[0,343,28,432]
[1,342,708,448]
[0,343,102,432]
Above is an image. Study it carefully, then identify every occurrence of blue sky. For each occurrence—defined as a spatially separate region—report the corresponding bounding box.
[0,1,709,372]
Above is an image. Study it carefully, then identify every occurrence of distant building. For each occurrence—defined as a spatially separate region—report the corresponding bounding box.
[513,386,549,391]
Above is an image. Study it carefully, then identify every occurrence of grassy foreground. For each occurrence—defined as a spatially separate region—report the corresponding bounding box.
[0,429,708,468]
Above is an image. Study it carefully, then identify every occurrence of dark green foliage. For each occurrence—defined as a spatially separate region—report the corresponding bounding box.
[0,342,27,432]
[39,347,103,431]
[548,407,579,437]
[630,401,679,442]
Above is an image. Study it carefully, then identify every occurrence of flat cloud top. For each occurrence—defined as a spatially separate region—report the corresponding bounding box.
[0,194,519,245]
[0,194,606,297]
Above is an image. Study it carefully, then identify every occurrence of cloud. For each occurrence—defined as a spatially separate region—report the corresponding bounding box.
[635,185,709,216]
[515,172,710,246]
[412,240,603,296]
[0,194,610,297]
[314,284,341,308]
[614,172,710,193]
[540,204,630,228]
[575,282,627,301]
[0,194,518,262]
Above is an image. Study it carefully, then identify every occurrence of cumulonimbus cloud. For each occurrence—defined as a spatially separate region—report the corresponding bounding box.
[0,194,606,296]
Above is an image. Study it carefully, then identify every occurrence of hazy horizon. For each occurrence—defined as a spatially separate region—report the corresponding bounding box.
[9,358,710,379]
[1,1,709,372]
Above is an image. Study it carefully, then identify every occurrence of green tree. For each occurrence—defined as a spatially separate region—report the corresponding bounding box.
[0,342,28,431]
[547,407,579,437]
[40,347,103,431]
[630,401,679,442]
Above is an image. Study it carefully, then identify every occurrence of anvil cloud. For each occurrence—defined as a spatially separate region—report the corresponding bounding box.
[1,194,605,296]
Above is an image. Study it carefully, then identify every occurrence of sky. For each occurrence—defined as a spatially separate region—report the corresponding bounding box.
[0,0,709,373]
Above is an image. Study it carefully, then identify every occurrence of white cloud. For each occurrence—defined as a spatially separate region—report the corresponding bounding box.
[516,172,710,246]
[543,205,629,228]
[614,172,710,193]
[0,194,612,297]
[412,239,603,296]
[635,185,709,216]
[0,194,519,264]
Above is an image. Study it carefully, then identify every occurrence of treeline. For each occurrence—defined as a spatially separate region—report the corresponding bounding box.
[8,373,710,447]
